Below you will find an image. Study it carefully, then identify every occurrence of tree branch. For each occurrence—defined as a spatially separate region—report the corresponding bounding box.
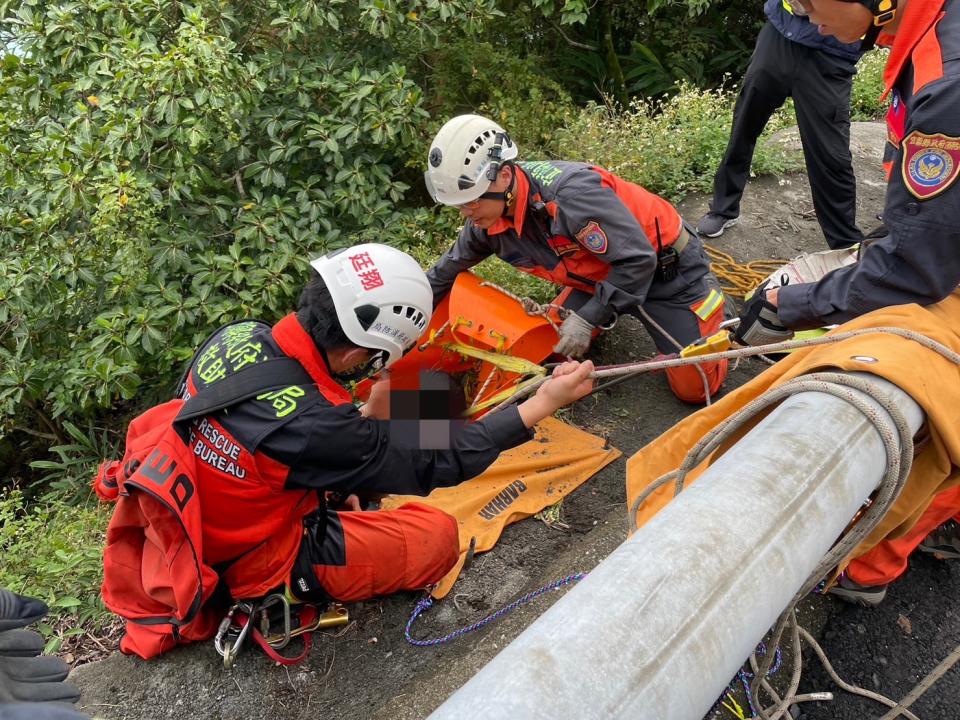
[23,397,65,444]
[548,18,597,51]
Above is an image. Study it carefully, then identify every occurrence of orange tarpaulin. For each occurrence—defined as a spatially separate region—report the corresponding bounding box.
[383,417,621,598]
[626,293,960,573]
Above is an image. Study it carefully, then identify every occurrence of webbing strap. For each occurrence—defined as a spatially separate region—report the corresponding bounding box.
[175,358,314,426]
[246,604,318,666]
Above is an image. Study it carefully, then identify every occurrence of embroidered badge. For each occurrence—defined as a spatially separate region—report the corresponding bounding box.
[575,221,608,254]
[902,131,960,200]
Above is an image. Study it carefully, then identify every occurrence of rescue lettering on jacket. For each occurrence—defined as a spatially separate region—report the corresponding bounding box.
[478,479,528,520]
[189,417,247,479]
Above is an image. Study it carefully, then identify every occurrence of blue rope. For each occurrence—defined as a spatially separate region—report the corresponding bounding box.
[708,641,784,719]
[736,642,784,718]
[405,572,587,647]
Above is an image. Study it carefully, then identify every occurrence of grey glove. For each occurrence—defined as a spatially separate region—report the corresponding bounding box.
[553,312,595,358]
[733,280,794,347]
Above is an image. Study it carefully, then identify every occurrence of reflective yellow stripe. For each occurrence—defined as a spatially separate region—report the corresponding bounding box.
[693,289,724,321]
[782,0,796,14]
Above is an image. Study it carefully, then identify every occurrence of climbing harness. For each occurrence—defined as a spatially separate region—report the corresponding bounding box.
[214,593,350,668]
[628,326,960,720]
[405,573,586,647]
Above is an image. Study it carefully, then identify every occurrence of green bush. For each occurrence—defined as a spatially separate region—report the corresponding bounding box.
[851,48,889,120]
[550,81,802,202]
[0,0,500,468]
[0,490,111,651]
[421,39,576,159]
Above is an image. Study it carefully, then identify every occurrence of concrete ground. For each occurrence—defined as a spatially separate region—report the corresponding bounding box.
[71,122,959,720]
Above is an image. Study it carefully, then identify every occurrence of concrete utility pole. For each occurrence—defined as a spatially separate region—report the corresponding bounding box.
[429,373,925,720]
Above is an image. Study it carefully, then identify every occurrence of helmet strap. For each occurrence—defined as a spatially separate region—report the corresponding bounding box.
[476,163,516,216]
[320,347,387,385]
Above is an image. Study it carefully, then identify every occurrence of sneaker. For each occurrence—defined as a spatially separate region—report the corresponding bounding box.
[827,573,887,607]
[918,520,960,560]
[697,213,740,238]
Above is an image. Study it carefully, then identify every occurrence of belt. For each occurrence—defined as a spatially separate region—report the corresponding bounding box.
[672,225,691,255]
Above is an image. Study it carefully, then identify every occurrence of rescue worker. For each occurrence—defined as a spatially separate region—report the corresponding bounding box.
[734,0,960,604]
[424,114,729,404]
[697,0,865,250]
[176,243,593,607]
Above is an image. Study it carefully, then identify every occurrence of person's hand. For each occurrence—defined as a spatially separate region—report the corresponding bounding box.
[552,312,594,358]
[0,589,81,706]
[360,374,390,419]
[733,281,794,347]
[518,361,594,427]
[537,360,595,408]
[0,590,46,633]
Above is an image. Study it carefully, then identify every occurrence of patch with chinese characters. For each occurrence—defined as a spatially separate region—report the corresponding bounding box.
[902,131,960,200]
[575,221,608,254]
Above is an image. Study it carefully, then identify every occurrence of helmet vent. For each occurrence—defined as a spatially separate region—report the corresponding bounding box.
[354,304,380,331]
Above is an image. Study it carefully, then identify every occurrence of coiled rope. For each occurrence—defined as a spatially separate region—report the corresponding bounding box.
[626,326,960,719]
[705,244,785,299]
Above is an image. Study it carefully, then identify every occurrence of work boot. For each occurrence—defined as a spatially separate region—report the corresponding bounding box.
[918,520,960,560]
[827,573,887,607]
[696,213,740,238]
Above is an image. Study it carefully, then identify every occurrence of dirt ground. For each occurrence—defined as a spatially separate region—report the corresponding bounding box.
[71,121,959,720]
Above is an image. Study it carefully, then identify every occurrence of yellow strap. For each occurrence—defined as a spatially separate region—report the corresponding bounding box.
[693,288,724,321]
[441,342,547,377]
[465,375,546,416]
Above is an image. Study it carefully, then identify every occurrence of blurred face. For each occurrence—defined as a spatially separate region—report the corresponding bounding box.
[456,165,514,230]
[792,0,875,43]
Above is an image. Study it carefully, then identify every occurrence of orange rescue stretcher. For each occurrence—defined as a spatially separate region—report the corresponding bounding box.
[358,272,562,417]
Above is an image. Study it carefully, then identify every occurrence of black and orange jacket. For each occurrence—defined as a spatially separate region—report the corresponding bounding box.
[427,161,683,327]
[174,313,531,598]
[778,0,960,329]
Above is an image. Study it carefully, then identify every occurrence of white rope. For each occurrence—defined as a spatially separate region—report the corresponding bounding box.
[623,326,960,720]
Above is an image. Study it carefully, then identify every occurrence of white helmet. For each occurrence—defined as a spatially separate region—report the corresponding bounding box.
[424,114,518,206]
[309,243,433,367]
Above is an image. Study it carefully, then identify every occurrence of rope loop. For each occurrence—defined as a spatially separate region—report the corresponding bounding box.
[405,573,587,647]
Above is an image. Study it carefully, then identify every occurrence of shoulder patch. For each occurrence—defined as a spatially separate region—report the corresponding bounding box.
[901,131,960,200]
[575,221,608,254]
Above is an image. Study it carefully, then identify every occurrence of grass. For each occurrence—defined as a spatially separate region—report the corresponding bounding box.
[0,490,116,659]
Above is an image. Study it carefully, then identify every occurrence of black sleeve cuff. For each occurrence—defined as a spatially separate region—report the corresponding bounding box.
[478,405,534,451]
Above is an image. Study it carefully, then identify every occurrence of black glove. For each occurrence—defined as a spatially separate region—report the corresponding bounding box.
[734,280,794,347]
[0,590,47,632]
[0,629,44,658]
[0,589,81,706]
